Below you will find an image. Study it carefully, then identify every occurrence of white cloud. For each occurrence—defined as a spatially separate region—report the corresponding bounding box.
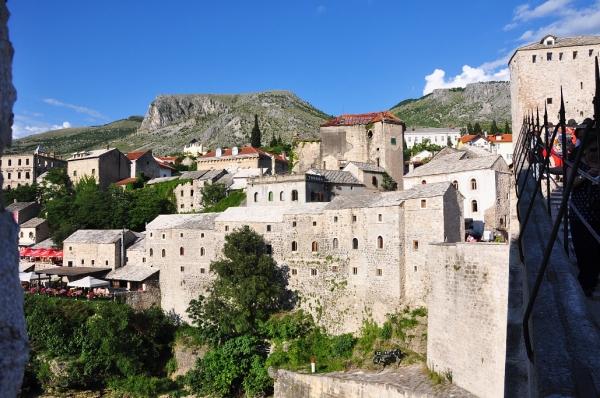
[43,98,107,119]
[512,0,573,23]
[423,65,510,95]
[317,5,326,13]
[11,116,73,139]
[51,121,72,130]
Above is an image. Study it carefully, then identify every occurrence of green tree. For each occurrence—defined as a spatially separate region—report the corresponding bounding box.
[3,183,39,204]
[504,121,511,134]
[250,114,262,148]
[186,226,285,343]
[460,127,467,136]
[269,133,278,147]
[490,119,499,134]
[381,173,397,191]
[200,183,227,208]
[467,122,474,135]
[129,187,172,231]
[473,122,482,135]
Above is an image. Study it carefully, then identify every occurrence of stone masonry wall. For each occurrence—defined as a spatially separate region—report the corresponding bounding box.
[293,141,321,174]
[426,242,509,398]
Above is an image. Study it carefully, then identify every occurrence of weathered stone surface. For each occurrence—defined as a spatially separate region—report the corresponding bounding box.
[0,2,29,397]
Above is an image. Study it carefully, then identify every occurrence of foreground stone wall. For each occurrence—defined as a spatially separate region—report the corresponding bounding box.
[0,2,29,395]
[426,242,509,398]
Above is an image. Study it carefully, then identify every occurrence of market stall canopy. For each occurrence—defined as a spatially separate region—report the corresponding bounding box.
[19,272,34,282]
[53,250,63,258]
[67,276,110,288]
[19,247,34,256]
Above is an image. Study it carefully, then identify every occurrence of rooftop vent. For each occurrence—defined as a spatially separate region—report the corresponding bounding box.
[232,146,239,156]
[216,148,222,157]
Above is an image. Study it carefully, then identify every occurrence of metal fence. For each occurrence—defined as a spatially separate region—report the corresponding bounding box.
[514,57,600,364]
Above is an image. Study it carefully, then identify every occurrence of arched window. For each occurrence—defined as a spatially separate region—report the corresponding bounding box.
[372,176,378,187]
[19,231,23,238]
[333,238,338,248]
[254,192,258,202]
[421,180,427,185]
[352,238,358,249]
[471,200,478,212]
[180,247,184,256]
[312,241,318,252]
[201,247,205,256]
[470,179,477,190]
[452,180,458,190]
[291,190,298,201]
[161,249,166,257]
[280,191,284,201]
[377,236,383,249]
[292,241,298,252]
[149,248,153,257]
[268,191,273,201]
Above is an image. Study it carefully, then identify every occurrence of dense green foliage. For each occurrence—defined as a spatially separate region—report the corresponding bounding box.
[200,183,227,208]
[404,138,443,161]
[22,295,180,396]
[251,114,262,148]
[2,182,39,204]
[381,172,397,191]
[201,190,246,213]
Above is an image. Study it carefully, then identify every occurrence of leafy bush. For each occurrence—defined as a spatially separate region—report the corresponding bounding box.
[201,190,245,213]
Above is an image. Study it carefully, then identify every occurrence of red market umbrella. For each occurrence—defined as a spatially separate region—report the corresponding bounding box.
[53,250,63,258]
[20,248,33,257]
[29,248,45,257]
[37,249,53,257]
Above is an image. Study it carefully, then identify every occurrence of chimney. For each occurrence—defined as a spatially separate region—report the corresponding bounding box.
[50,151,55,158]
[13,198,17,203]
[281,151,286,160]
[106,145,109,150]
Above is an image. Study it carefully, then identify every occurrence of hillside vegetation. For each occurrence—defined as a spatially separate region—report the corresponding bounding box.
[390,82,511,129]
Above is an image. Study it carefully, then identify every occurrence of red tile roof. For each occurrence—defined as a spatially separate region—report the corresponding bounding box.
[113,177,137,186]
[321,111,403,127]
[154,156,181,164]
[488,134,513,143]
[157,161,176,170]
[199,146,288,162]
[126,151,147,160]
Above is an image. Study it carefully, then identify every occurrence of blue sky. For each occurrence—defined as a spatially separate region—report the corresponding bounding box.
[8,0,600,138]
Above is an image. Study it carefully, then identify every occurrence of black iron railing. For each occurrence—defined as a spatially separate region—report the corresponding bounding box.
[514,57,600,363]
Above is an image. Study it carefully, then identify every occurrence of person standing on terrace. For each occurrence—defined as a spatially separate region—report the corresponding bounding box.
[567,130,600,297]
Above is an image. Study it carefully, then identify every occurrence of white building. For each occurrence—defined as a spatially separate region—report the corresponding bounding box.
[404,127,461,149]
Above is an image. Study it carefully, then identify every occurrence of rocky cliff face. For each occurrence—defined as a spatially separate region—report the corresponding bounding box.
[137,91,330,154]
[391,82,511,129]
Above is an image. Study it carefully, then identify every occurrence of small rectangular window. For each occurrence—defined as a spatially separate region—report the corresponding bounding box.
[421,199,427,208]
[292,221,297,227]
[81,259,85,265]
[378,214,382,222]
[391,137,397,146]
[150,233,153,238]
[332,266,339,272]
[190,190,194,196]
[310,269,317,276]
[201,268,206,274]
[547,52,552,61]
[68,261,73,267]
[532,55,537,63]
[68,246,72,251]
[291,269,297,275]
[352,215,357,222]
[162,233,166,239]
[180,191,184,197]
[18,159,21,165]
[312,221,317,226]
[414,265,418,272]
[376,269,382,276]
[413,240,419,250]
[201,233,204,238]
[91,168,95,175]
[573,51,578,59]
[581,82,584,89]
[267,225,272,232]
[91,260,95,265]
[559,52,563,60]
[180,233,184,237]
[547,98,553,105]
[266,244,272,255]
[352,267,358,275]
[105,260,108,265]
[225,226,229,231]
[180,266,185,272]
[590,49,594,57]
[142,257,146,262]
[73,170,77,176]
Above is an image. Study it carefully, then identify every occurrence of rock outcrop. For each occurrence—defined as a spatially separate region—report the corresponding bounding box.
[0,2,30,397]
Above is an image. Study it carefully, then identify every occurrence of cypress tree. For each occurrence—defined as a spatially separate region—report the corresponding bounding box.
[250,114,262,148]
[504,121,511,134]
[473,122,482,135]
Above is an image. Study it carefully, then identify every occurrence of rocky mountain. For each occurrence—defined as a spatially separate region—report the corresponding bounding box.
[135,91,330,154]
[390,81,511,129]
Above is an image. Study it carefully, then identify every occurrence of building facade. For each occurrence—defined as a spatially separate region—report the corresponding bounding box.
[126,151,162,179]
[63,229,138,270]
[405,127,461,149]
[67,147,131,190]
[509,34,600,137]
[197,146,288,174]
[0,150,67,189]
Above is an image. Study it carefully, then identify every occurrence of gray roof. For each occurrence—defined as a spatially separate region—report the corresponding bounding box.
[147,176,179,185]
[67,148,114,161]
[216,173,234,188]
[404,153,503,178]
[104,265,158,282]
[6,201,37,212]
[146,213,220,230]
[20,217,46,228]
[306,169,362,184]
[346,162,386,173]
[324,194,380,210]
[31,238,55,249]
[64,230,129,244]
[179,170,210,180]
[217,206,287,223]
[127,237,146,251]
[517,35,600,52]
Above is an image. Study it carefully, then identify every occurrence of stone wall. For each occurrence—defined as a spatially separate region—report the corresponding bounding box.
[293,141,321,174]
[121,285,161,311]
[426,242,509,398]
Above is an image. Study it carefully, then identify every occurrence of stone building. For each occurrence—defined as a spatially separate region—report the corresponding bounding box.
[458,133,514,165]
[343,161,387,192]
[404,150,510,235]
[297,111,406,189]
[63,229,138,270]
[175,169,228,212]
[509,34,600,136]
[246,170,364,207]
[183,139,206,157]
[126,151,162,179]
[144,182,463,331]
[67,147,131,190]
[197,146,288,174]
[6,201,40,224]
[0,147,66,189]
[18,217,50,248]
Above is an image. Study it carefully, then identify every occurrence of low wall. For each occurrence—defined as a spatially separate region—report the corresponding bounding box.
[426,242,510,398]
[121,287,161,311]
